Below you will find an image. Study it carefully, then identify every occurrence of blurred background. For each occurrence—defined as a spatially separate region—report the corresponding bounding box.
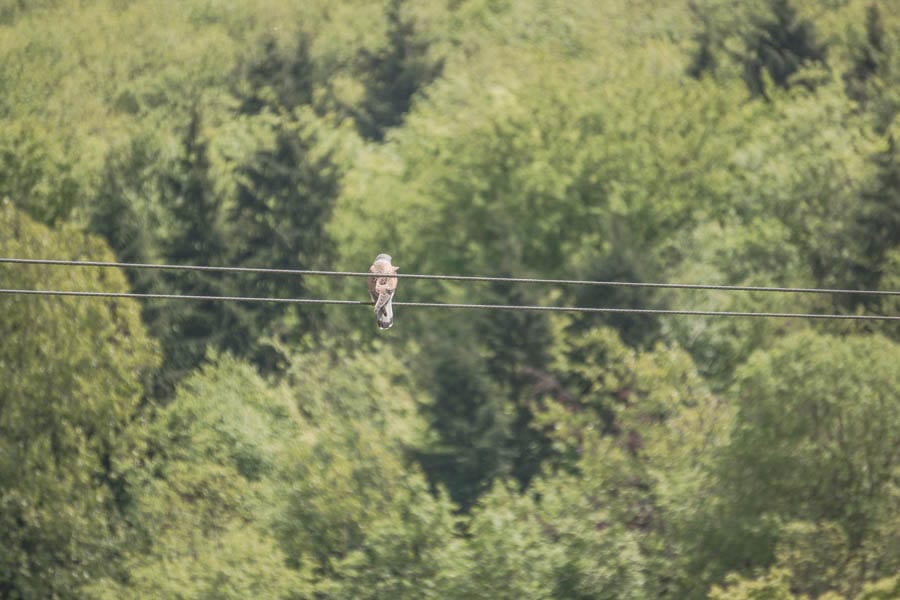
[1,0,898,598]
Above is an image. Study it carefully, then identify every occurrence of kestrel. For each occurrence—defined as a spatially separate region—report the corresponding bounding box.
[368,253,399,329]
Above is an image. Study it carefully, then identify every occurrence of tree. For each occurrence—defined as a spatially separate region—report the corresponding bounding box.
[856,572,900,600]
[741,0,827,98]
[327,478,469,599]
[464,484,563,599]
[155,109,239,378]
[708,568,798,600]
[233,32,314,116]
[843,2,889,109]
[228,106,341,366]
[92,99,345,385]
[85,354,309,599]
[533,323,731,598]
[853,137,900,316]
[687,0,828,98]
[90,128,172,362]
[686,1,720,79]
[414,323,513,511]
[413,280,556,510]
[0,120,82,224]
[465,477,648,600]
[0,201,160,598]
[272,340,440,585]
[708,330,900,591]
[352,0,444,140]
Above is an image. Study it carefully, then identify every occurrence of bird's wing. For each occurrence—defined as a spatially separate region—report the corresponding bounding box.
[385,266,399,291]
[374,277,395,311]
[367,264,379,298]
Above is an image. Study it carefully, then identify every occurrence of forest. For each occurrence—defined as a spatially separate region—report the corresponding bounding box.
[1,0,899,598]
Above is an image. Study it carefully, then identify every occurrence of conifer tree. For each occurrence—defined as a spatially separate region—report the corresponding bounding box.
[739,0,827,98]
[353,0,444,140]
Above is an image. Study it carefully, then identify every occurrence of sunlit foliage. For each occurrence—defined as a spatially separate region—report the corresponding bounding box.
[1,0,899,598]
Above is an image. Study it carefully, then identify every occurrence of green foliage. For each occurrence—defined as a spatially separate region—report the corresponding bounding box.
[466,479,648,600]
[709,519,900,600]
[0,0,63,25]
[233,32,314,115]
[415,323,514,511]
[2,1,900,597]
[351,0,445,140]
[727,331,899,537]
[273,341,434,579]
[708,568,799,600]
[92,89,348,386]
[687,0,829,98]
[855,138,900,315]
[534,324,731,598]
[856,572,900,600]
[87,354,308,599]
[739,0,828,98]
[841,1,900,132]
[774,521,851,598]
[0,120,83,224]
[663,74,894,378]
[464,484,562,599]
[227,106,341,364]
[154,110,235,383]
[709,330,900,590]
[0,202,160,598]
[326,479,469,599]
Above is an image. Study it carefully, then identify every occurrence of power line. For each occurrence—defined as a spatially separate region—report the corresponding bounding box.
[2,257,898,296]
[0,288,366,306]
[1,288,898,321]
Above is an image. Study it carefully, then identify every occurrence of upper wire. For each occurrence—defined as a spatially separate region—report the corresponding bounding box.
[1,257,898,296]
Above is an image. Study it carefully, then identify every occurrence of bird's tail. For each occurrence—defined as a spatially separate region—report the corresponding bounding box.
[376,300,393,329]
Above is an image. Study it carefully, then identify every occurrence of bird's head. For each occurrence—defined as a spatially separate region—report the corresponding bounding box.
[375,253,393,263]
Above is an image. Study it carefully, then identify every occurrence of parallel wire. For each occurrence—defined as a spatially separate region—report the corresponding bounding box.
[2,257,898,296]
[0,288,365,306]
[1,288,898,321]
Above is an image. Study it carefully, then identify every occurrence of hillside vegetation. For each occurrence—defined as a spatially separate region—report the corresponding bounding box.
[1,0,899,598]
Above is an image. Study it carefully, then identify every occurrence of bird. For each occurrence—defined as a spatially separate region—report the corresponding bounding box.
[368,253,399,329]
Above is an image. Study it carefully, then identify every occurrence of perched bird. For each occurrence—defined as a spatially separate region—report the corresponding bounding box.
[368,253,399,329]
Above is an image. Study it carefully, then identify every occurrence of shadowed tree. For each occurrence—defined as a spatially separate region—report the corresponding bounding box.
[228,109,339,368]
[849,138,900,318]
[739,0,827,98]
[415,322,512,512]
[686,0,827,98]
[844,3,888,108]
[686,1,719,79]
[353,0,444,140]
[154,110,242,388]
[234,32,314,116]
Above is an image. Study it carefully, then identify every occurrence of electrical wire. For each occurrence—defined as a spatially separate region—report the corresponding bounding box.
[0,288,366,306]
[1,288,898,321]
[2,257,898,296]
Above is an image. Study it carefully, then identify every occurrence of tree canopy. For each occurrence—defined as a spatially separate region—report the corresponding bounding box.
[1,0,898,598]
